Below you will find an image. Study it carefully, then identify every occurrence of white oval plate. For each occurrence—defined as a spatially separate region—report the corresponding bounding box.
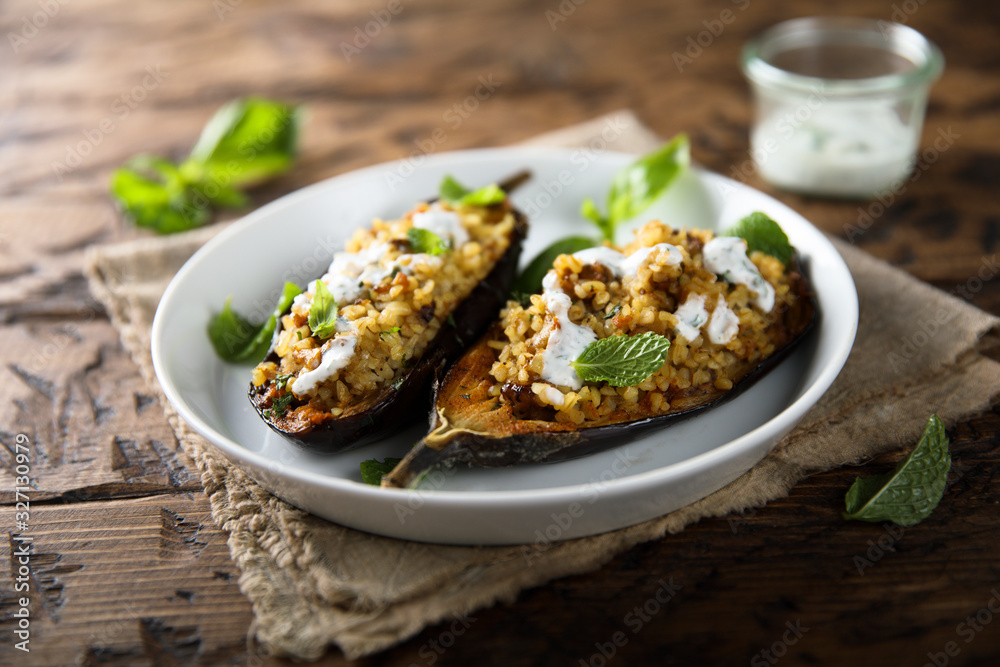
[151,147,857,545]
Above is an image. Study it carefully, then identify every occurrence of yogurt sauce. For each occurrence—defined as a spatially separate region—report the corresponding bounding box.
[707,298,739,344]
[537,272,597,391]
[288,206,469,395]
[412,206,469,247]
[291,334,358,395]
[537,244,682,389]
[702,237,775,312]
[537,238,776,387]
[673,293,709,342]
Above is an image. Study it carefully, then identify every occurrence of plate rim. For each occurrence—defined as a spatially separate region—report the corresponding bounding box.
[151,145,858,508]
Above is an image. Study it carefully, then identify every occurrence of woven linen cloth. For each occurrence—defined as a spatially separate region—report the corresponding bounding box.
[85,111,1000,660]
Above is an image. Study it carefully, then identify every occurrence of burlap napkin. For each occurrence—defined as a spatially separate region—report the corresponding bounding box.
[85,112,1000,660]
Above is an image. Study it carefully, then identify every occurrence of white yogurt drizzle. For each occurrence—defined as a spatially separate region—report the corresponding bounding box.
[572,243,683,278]
[702,237,775,312]
[412,206,469,247]
[673,293,708,342]
[537,272,597,391]
[287,206,468,396]
[707,297,739,345]
[536,244,683,390]
[291,334,358,396]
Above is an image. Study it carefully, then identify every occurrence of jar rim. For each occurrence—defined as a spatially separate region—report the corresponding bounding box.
[741,17,944,96]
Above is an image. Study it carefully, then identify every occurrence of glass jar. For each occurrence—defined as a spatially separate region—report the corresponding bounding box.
[741,17,944,199]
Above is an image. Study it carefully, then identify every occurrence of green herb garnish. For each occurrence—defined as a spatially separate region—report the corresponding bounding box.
[439,175,506,207]
[407,227,450,255]
[511,236,595,302]
[379,326,402,340]
[263,392,295,420]
[843,415,951,526]
[603,304,623,320]
[308,280,338,339]
[111,97,301,234]
[208,281,302,363]
[360,458,403,485]
[725,212,794,265]
[581,134,690,243]
[572,332,671,386]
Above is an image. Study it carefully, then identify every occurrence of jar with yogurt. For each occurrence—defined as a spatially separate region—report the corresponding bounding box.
[741,17,943,199]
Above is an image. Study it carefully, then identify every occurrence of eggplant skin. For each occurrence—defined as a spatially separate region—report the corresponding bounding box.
[381,257,816,488]
[248,206,528,454]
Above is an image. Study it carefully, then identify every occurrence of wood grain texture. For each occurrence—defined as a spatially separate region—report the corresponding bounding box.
[0,0,998,664]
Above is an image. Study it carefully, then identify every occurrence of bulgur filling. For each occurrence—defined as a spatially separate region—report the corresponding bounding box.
[487,220,799,425]
[252,200,515,418]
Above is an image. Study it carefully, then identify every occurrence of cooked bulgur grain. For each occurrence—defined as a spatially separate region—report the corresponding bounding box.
[488,220,798,425]
[252,200,515,418]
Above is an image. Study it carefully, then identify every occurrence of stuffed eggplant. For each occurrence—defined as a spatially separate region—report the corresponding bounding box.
[249,178,528,453]
[381,218,816,488]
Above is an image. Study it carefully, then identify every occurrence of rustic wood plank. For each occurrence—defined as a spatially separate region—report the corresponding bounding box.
[0,0,998,663]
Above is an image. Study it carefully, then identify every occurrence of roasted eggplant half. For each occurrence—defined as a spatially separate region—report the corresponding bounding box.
[249,175,529,453]
[381,220,816,487]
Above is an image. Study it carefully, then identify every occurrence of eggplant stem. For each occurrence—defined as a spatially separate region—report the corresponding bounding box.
[498,169,532,194]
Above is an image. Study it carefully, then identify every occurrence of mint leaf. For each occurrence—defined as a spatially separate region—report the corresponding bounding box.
[407,227,449,255]
[843,415,951,526]
[459,183,505,206]
[308,280,338,339]
[725,212,794,265]
[439,175,469,203]
[360,457,402,485]
[583,134,690,243]
[111,157,211,234]
[572,332,671,387]
[511,235,596,302]
[439,175,505,207]
[186,97,301,187]
[208,281,302,363]
[111,97,301,235]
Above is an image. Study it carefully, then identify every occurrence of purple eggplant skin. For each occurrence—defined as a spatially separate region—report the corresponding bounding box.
[381,257,816,488]
[248,204,528,454]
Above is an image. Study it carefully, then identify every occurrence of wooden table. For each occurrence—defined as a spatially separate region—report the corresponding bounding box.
[2,0,998,664]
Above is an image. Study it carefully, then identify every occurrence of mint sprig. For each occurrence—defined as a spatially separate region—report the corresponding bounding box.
[208,281,302,363]
[581,134,690,243]
[111,97,301,234]
[725,212,793,266]
[843,414,951,526]
[572,332,671,387]
[360,457,403,485]
[407,227,450,255]
[308,280,339,339]
[439,175,506,207]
